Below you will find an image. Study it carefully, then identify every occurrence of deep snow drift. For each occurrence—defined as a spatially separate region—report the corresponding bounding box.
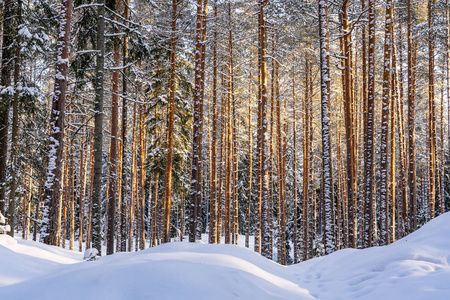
[1,213,450,300]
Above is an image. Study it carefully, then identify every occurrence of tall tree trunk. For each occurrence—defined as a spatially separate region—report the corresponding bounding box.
[190,0,208,242]
[276,45,282,262]
[0,0,14,216]
[302,56,310,261]
[396,23,408,237]
[407,0,417,232]
[380,0,393,246]
[218,68,226,244]
[91,0,106,254]
[245,58,253,248]
[86,132,95,249]
[41,0,73,245]
[120,0,130,252]
[209,2,218,245]
[292,63,298,263]
[139,106,146,249]
[8,1,22,236]
[79,135,87,252]
[128,102,137,251]
[68,141,75,250]
[364,0,376,248]
[319,0,335,254]
[390,24,397,243]
[428,0,437,220]
[106,0,122,255]
[342,0,357,248]
[163,0,178,244]
[258,0,271,259]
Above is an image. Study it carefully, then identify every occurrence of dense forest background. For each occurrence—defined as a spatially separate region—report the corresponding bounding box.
[0,0,449,265]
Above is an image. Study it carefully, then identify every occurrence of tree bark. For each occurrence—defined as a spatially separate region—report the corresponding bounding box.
[91,0,106,254]
[163,0,178,244]
[319,0,335,255]
[258,0,271,259]
[41,0,73,245]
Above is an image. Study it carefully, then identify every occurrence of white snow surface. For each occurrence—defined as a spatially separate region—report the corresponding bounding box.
[1,212,450,299]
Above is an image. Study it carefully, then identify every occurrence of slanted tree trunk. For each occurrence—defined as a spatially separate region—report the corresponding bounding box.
[396,23,408,237]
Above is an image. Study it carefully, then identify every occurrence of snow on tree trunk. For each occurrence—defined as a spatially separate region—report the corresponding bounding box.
[91,0,105,255]
[41,0,73,245]
[190,0,207,243]
[258,0,272,259]
[318,0,335,255]
[379,0,393,246]
[364,0,376,248]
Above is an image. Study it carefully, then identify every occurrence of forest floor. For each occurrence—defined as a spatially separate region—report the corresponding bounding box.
[1,214,450,300]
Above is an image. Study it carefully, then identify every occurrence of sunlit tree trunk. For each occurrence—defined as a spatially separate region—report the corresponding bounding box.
[120,0,130,252]
[364,0,376,248]
[428,0,437,220]
[407,0,417,232]
[163,0,178,244]
[258,0,271,259]
[341,0,357,248]
[379,0,393,246]
[302,56,310,261]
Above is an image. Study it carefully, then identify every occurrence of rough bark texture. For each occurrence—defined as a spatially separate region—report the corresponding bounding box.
[364,0,376,248]
[91,0,105,254]
[319,0,335,254]
[380,0,393,246]
[163,0,177,244]
[258,0,271,259]
[190,0,207,242]
[407,0,417,232]
[41,0,73,245]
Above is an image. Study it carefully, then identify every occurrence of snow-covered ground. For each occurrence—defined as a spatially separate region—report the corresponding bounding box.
[1,213,450,300]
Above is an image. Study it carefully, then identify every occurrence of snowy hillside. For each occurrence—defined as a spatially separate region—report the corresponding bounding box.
[1,213,450,300]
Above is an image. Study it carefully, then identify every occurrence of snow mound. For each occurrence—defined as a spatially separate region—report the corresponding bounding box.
[0,242,312,300]
[289,212,450,299]
[1,213,450,299]
[0,235,82,288]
